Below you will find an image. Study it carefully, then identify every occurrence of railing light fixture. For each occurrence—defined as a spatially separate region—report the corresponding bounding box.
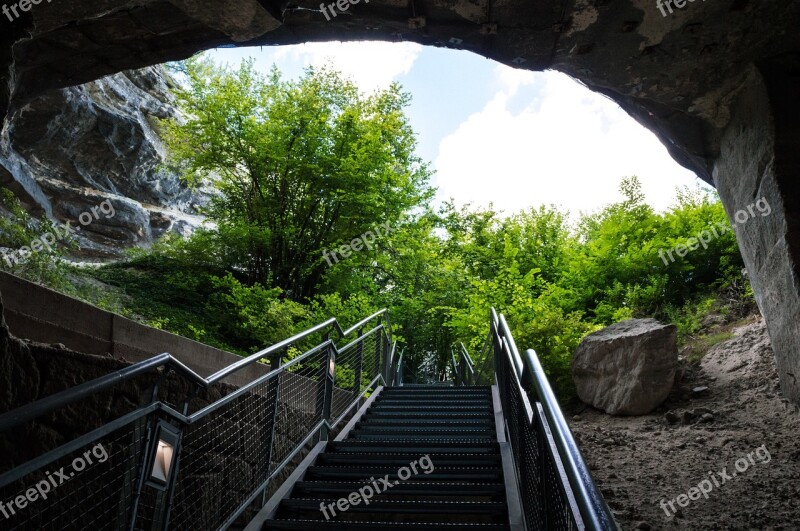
[146,421,181,491]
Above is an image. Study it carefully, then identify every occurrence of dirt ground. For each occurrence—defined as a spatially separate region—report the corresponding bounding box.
[567,316,800,530]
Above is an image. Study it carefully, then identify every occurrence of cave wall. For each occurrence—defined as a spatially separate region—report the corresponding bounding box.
[713,58,800,404]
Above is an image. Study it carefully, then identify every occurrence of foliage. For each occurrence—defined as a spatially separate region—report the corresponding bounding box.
[77,174,749,401]
[161,56,434,300]
[0,57,755,404]
[0,189,74,290]
[206,273,308,352]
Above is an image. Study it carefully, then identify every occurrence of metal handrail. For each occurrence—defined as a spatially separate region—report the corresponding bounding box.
[208,308,390,383]
[0,353,201,432]
[392,348,404,386]
[0,310,391,434]
[449,342,476,386]
[489,308,617,531]
[0,309,396,530]
[450,348,460,384]
[459,342,476,384]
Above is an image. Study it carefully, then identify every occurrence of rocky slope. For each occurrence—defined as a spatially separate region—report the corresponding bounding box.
[569,317,800,530]
[0,66,208,258]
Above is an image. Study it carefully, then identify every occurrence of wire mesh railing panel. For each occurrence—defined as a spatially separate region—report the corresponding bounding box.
[0,311,396,531]
[500,349,545,530]
[0,414,155,531]
[170,375,280,529]
[494,323,587,531]
[358,333,380,395]
[270,351,328,474]
[331,345,360,421]
[520,408,548,530]
[539,410,582,531]
[331,331,378,422]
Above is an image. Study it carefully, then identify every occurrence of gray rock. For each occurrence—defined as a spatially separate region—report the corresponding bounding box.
[0,67,210,258]
[572,319,678,415]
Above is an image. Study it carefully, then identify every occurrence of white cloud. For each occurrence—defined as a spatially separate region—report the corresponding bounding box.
[273,41,423,92]
[434,66,706,217]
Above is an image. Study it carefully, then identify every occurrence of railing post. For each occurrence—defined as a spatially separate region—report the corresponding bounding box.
[260,348,284,504]
[374,327,382,383]
[394,352,404,386]
[382,334,391,384]
[319,339,335,441]
[352,328,364,399]
[451,350,460,386]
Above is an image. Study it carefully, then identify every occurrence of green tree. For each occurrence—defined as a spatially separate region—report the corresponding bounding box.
[162,57,433,300]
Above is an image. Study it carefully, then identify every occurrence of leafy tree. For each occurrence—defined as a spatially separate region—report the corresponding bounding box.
[162,56,434,300]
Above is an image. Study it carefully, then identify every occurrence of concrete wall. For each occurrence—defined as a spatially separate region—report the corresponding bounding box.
[0,271,269,387]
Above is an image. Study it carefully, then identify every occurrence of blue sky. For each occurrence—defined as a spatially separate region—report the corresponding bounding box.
[207,42,709,217]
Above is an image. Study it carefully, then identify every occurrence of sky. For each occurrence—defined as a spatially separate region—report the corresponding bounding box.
[207,41,710,218]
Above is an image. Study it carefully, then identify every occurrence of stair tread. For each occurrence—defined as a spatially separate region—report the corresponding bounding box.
[264,519,508,530]
[259,384,509,531]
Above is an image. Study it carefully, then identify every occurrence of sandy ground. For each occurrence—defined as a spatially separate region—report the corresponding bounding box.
[567,316,800,530]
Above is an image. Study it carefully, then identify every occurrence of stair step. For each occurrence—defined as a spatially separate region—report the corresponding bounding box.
[385,386,490,390]
[356,418,494,427]
[276,499,507,523]
[365,412,492,419]
[372,404,491,414]
[379,390,489,395]
[280,498,506,515]
[263,518,509,530]
[379,390,490,395]
[352,427,494,437]
[329,441,499,454]
[292,480,505,498]
[316,453,502,467]
[351,434,496,443]
[304,466,503,482]
[375,399,491,405]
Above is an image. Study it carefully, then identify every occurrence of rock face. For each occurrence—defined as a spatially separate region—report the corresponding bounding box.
[0,66,208,258]
[572,319,677,416]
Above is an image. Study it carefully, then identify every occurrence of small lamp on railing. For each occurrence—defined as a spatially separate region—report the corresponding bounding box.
[145,421,181,491]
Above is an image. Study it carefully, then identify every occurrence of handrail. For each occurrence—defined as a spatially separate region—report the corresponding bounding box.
[0,308,396,530]
[209,308,389,383]
[490,308,617,531]
[343,308,391,338]
[495,311,523,377]
[449,342,476,386]
[392,348,404,386]
[0,353,203,432]
[450,349,459,383]
[0,310,391,434]
[523,349,615,531]
[459,342,476,384]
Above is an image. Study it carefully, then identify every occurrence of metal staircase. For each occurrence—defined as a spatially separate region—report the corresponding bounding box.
[252,385,510,530]
[0,308,617,530]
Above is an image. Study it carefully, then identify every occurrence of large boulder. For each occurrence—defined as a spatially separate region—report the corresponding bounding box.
[572,319,677,415]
